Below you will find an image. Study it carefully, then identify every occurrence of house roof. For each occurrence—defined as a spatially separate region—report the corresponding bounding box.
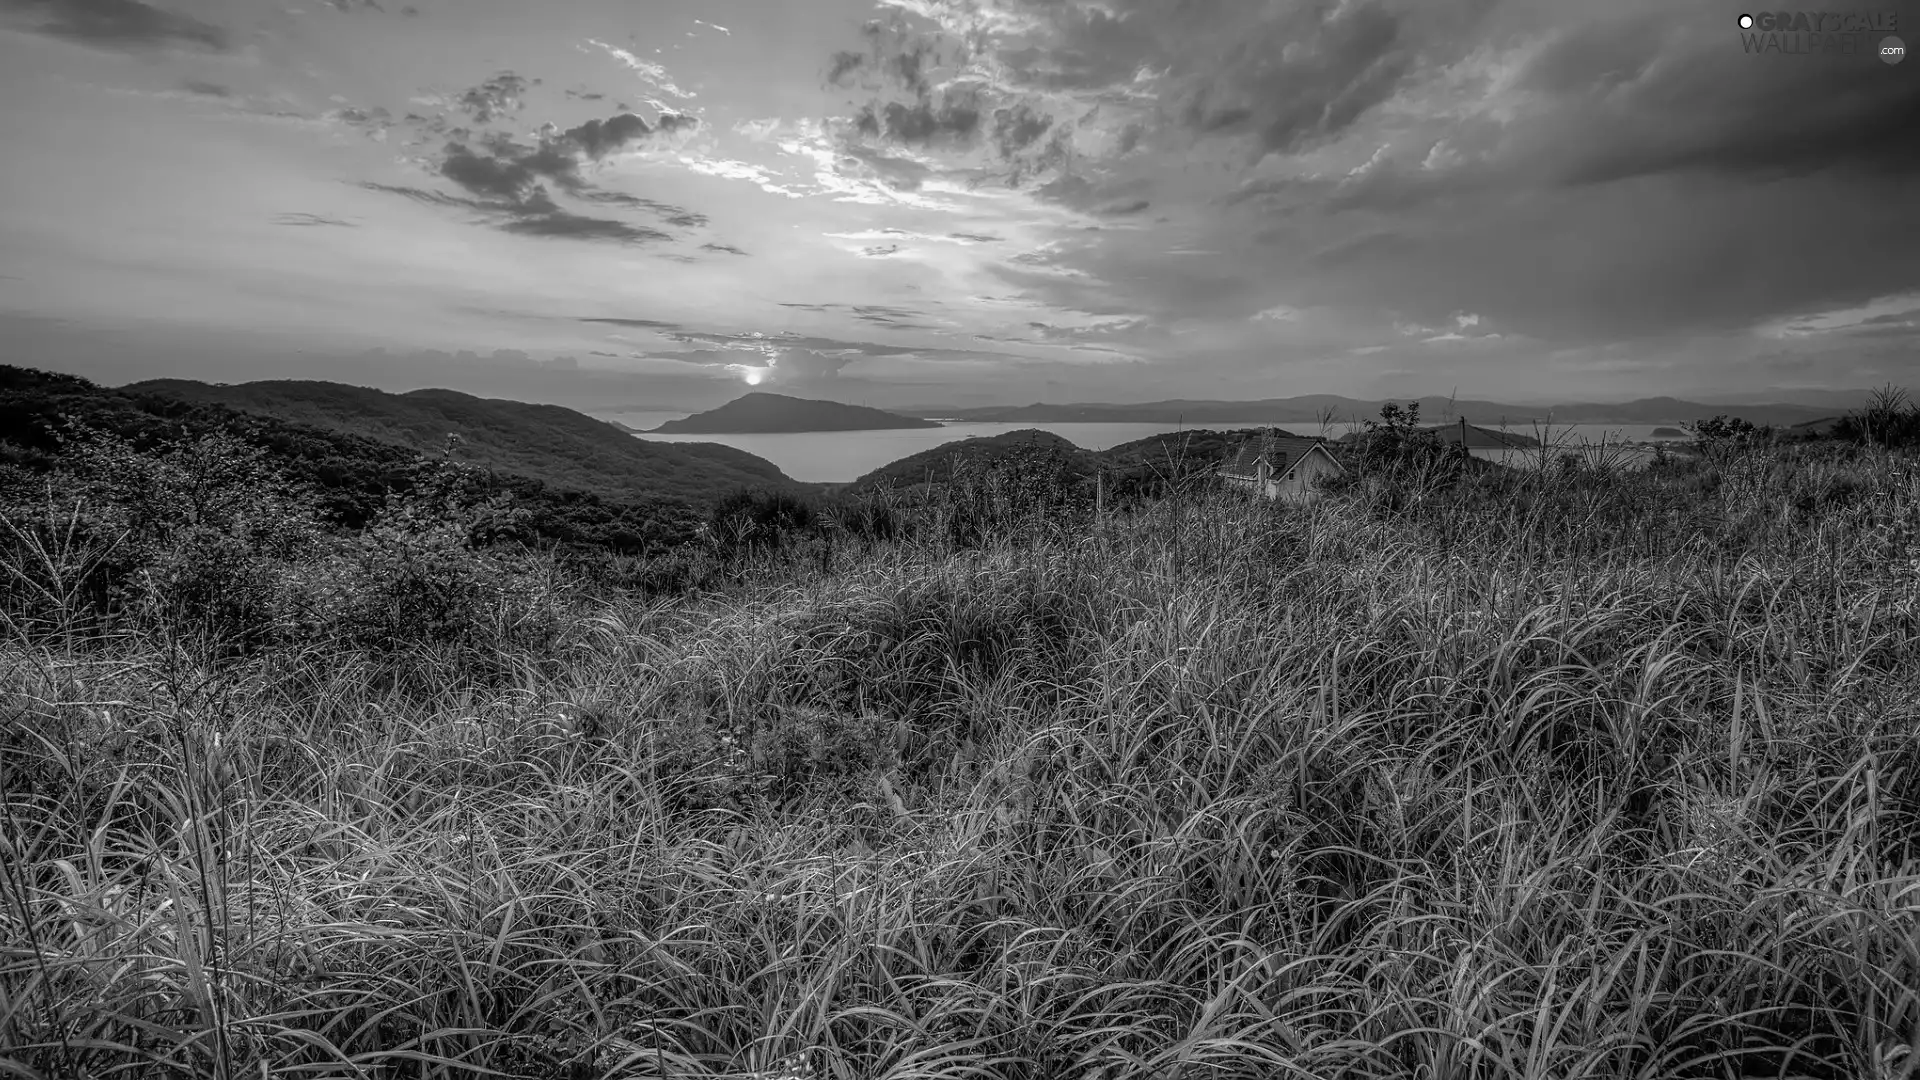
[1219,431,1344,478]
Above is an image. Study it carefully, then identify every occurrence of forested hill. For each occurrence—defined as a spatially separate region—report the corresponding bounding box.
[0,366,715,553]
[844,427,1295,495]
[125,378,796,504]
[650,391,944,433]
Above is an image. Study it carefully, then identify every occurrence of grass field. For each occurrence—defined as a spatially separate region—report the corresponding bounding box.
[3,432,1918,1078]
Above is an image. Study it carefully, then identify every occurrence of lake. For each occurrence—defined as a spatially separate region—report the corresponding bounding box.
[615,414,1695,484]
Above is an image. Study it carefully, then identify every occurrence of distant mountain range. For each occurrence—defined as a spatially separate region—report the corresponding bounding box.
[127,378,797,503]
[905,395,1854,428]
[649,392,943,433]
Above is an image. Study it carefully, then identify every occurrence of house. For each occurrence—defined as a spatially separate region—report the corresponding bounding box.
[1218,430,1346,501]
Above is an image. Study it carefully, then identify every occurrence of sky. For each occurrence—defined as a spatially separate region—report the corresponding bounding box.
[1,0,1916,412]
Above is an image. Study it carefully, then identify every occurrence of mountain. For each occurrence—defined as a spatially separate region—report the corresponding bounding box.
[913,395,1847,427]
[649,392,943,433]
[124,378,798,504]
[0,365,713,552]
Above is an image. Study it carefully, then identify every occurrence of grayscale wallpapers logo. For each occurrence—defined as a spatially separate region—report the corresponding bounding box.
[1736,10,1904,60]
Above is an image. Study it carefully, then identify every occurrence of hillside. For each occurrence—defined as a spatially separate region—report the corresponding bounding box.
[0,365,711,553]
[1099,427,1294,473]
[847,428,1093,491]
[650,392,944,433]
[1332,423,1540,449]
[920,395,1843,427]
[125,378,798,504]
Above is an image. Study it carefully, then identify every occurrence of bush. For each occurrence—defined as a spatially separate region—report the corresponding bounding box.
[272,457,564,657]
[0,429,323,647]
[1833,386,1920,449]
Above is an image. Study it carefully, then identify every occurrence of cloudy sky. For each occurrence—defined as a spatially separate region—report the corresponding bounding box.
[1,0,1916,411]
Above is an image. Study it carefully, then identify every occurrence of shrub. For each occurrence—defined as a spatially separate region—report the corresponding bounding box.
[0,429,323,647]
[272,457,563,657]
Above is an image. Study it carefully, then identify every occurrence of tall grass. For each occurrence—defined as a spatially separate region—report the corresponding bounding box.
[3,436,1919,1078]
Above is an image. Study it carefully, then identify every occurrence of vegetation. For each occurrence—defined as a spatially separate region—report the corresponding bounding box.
[3,378,1920,1079]
[1,366,715,555]
[123,376,800,504]
[649,392,944,433]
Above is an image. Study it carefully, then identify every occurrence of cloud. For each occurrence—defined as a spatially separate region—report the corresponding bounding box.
[562,111,697,160]
[430,112,697,202]
[1517,21,1920,186]
[362,151,685,248]
[581,191,708,227]
[1,0,230,51]
[455,72,529,124]
[585,39,698,100]
[357,182,485,210]
[579,317,683,330]
[817,0,1920,357]
[181,80,230,97]
[700,243,749,256]
[356,104,710,244]
[273,212,357,227]
[501,204,671,243]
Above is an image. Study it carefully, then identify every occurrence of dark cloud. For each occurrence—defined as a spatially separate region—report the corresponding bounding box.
[775,302,941,331]
[827,50,866,85]
[992,103,1053,158]
[1033,173,1155,216]
[825,0,1920,353]
[851,305,943,330]
[273,212,356,227]
[948,232,1004,243]
[357,182,486,209]
[431,112,697,205]
[854,93,984,148]
[565,88,606,101]
[1,0,229,51]
[580,317,683,330]
[440,142,540,200]
[502,210,670,243]
[582,191,708,228]
[362,171,677,246]
[329,105,393,137]
[701,243,749,256]
[324,0,384,10]
[1511,22,1920,186]
[455,72,528,124]
[827,0,1493,189]
[400,4,417,14]
[835,145,934,191]
[564,111,695,159]
[377,111,695,242]
[181,80,230,97]
[363,105,714,245]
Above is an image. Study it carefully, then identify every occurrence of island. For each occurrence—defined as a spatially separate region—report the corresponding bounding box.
[648,391,945,433]
[1651,427,1688,437]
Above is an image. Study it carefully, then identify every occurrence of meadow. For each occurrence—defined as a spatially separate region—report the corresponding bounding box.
[2,408,1918,1079]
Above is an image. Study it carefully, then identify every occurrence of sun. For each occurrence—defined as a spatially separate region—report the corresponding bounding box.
[743,369,764,386]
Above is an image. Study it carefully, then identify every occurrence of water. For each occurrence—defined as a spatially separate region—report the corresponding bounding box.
[621,417,1694,484]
